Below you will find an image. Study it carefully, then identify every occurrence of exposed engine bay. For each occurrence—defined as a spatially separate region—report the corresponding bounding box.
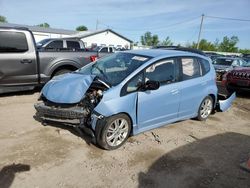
[35,77,110,127]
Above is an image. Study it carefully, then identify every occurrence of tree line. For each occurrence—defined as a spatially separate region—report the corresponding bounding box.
[140,31,250,54]
[0,15,88,31]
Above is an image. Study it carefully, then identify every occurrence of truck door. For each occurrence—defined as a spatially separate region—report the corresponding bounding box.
[0,29,38,88]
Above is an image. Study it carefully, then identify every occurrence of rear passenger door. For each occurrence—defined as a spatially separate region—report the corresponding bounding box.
[0,29,38,86]
[178,57,207,118]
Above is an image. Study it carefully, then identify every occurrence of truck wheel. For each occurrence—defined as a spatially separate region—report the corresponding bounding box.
[197,96,213,121]
[53,69,72,77]
[96,114,131,150]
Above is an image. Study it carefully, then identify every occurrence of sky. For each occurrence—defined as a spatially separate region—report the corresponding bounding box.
[1,0,250,48]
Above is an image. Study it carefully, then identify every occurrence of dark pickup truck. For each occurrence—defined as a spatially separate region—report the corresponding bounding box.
[0,27,109,94]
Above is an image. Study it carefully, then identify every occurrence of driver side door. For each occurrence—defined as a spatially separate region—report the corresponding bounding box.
[137,58,181,132]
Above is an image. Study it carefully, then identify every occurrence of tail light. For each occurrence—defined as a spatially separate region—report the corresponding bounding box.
[90,55,98,62]
[221,72,229,86]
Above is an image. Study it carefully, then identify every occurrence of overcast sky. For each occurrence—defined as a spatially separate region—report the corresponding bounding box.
[1,0,250,48]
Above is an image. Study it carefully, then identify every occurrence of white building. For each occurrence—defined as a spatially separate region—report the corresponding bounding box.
[0,23,133,49]
[72,29,133,49]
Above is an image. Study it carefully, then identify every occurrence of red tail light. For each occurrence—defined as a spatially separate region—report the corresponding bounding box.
[90,55,98,62]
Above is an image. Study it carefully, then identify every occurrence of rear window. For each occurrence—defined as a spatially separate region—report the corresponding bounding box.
[0,31,28,53]
[66,41,80,49]
[214,58,233,66]
[46,40,63,49]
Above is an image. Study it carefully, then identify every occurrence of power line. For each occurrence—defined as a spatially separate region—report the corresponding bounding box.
[205,15,250,22]
[97,16,200,32]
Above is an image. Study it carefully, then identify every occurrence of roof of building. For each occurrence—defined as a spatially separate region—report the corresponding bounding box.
[72,29,133,43]
[0,22,78,35]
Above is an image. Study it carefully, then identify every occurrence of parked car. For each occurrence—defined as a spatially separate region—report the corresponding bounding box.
[93,46,116,53]
[36,38,85,50]
[34,48,235,150]
[222,60,250,92]
[0,27,106,94]
[213,57,247,81]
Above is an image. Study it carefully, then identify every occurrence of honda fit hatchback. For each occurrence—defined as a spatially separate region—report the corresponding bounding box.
[35,49,235,150]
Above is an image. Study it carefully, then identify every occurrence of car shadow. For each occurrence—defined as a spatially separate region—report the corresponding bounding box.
[138,132,250,188]
[0,163,30,188]
[33,115,95,146]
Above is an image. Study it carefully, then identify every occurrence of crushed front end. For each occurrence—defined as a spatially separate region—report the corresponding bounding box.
[34,73,110,138]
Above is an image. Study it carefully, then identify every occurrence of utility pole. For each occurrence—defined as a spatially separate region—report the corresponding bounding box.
[96,19,99,30]
[197,14,204,49]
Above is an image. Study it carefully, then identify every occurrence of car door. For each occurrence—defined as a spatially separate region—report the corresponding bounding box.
[0,29,38,86]
[178,57,205,118]
[137,58,181,131]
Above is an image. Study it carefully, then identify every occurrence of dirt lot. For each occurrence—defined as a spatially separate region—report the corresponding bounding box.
[0,90,249,188]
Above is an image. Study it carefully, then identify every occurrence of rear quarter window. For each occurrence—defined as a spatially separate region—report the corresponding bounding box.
[0,31,28,53]
[199,58,210,75]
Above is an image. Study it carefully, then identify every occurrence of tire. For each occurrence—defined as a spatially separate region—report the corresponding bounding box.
[96,114,131,150]
[53,69,72,77]
[197,96,213,121]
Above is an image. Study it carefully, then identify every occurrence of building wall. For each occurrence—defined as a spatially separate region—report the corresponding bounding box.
[81,31,131,49]
[32,32,71,42]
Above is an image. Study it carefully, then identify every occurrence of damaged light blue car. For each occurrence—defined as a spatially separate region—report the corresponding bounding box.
[34,48,236,150]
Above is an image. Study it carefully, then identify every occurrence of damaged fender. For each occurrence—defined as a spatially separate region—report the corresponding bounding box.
[217,92,236,112]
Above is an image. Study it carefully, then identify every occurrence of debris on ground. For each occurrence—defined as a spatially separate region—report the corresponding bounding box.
[151,132,161,144]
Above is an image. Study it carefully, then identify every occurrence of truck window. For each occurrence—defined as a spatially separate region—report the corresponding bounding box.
[0,31,28,53]
[66,41,80,49]
[100,47,108,53]
[46,40,63,49]
[109,47,113,53]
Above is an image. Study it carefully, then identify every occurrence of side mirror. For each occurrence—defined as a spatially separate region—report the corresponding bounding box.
[144,80,160,91]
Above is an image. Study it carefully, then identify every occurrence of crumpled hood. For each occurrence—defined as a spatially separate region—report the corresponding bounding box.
[42,73,96,104]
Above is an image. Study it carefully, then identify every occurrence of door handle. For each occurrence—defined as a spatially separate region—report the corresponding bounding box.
[20,59,32,64]
[170,89,179,95]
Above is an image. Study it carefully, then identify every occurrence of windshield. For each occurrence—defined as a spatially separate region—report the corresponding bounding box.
[77,52,151,86]
[242,60,250,67]
[213,58,233,66]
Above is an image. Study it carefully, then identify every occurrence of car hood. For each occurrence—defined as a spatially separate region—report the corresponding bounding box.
[232,67,250,73]
[42,73,96,104]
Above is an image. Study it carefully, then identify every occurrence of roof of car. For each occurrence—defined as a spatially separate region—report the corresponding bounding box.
[125,49,206,58]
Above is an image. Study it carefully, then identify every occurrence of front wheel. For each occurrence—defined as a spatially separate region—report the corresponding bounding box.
[96,114,131,150]
[197,96,213,121]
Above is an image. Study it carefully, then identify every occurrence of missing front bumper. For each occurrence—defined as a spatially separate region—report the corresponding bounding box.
[34,102,88,120]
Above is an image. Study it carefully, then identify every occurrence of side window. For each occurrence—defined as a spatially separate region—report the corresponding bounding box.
[125,73,143,94]
[66,41,80,49]
[100,47,108,52]
[0,31,28,53]
[46,40,63,49]
[145,59,176,84]
[181,58,201,80]
[199,58,210,76]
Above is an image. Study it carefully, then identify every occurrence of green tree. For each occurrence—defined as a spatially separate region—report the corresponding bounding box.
[239,48,250,54]
[218,36,239,52]
[37,23,50,28]
[76,25,88,31]
[188,39,217,51]
[161,36,173,46]
[0,15,7,23]
[140,31,159,46]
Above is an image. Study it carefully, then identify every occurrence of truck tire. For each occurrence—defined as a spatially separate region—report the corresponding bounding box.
[53,69,72,77]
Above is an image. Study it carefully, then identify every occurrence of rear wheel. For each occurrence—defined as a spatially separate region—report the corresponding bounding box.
[96,114,131,150]
[197,96,213,121]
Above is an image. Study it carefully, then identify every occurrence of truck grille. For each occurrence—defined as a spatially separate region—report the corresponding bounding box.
[232,72,250,80]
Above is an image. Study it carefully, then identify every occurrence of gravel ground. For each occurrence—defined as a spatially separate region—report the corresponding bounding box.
[0,90,249,188]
